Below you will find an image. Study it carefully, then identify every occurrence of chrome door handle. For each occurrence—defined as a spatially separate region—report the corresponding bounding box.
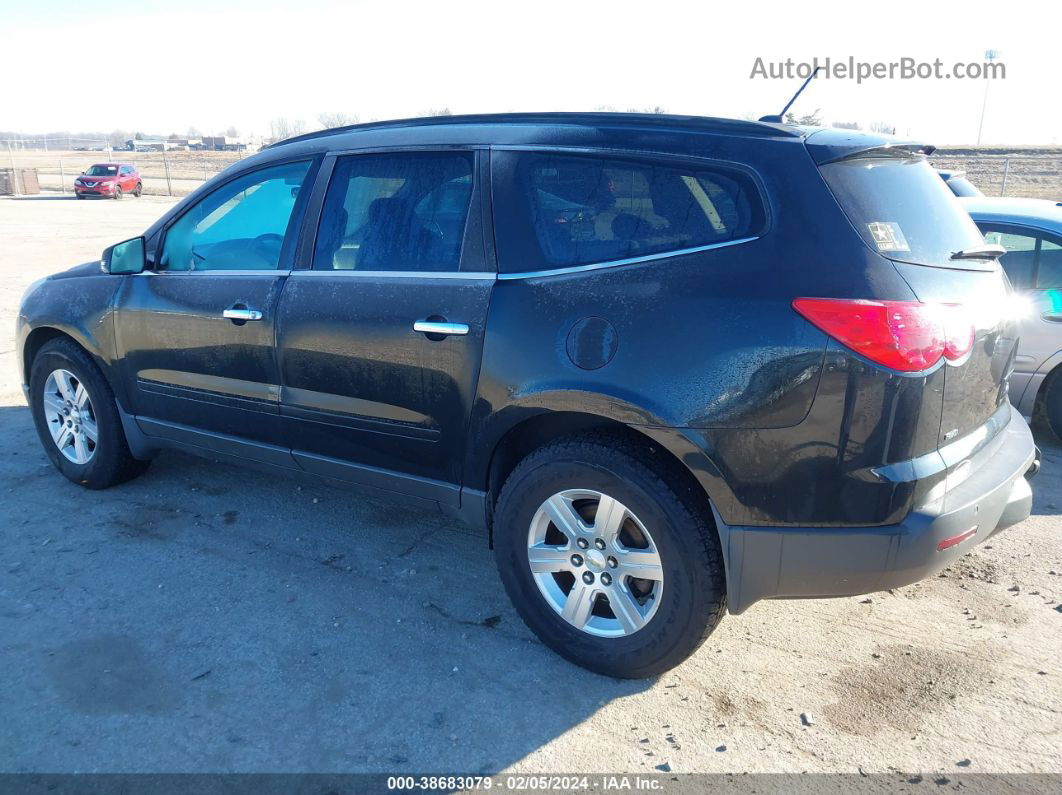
[413,320,469,337]
[1042,311,1062,323]
[223,307,263,321]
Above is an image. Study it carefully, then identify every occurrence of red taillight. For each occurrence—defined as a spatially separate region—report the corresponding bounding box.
[793,298,975,373]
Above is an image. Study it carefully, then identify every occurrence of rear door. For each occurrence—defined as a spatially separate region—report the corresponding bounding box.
[274,149,494,505]
[113,158,315,451]
[119,165,135,191]
[979,223,1062,390]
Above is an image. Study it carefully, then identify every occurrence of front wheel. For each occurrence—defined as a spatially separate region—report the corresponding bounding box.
[1043,370,1062,440]
[113,185,123,200]
[30,338,149,489]
[493,435,726,678]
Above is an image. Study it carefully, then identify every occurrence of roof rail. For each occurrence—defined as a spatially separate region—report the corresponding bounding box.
[266,111,801,149]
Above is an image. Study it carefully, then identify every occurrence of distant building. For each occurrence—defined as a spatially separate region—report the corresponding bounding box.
[201,136,262,153]
[125,138,185,152]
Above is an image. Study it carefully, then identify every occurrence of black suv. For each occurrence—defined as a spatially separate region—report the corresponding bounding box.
[17,113,1039,678]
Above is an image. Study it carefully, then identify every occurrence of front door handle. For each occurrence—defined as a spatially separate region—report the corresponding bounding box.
[413,319,469,337]
[223,306,263,323]
[1042,311,1062,323]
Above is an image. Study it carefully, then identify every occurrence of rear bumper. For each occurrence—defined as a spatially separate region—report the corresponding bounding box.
[720,409,1039,614]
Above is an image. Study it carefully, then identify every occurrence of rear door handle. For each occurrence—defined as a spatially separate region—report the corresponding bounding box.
[413,320,469,337]
[223,306,263,322]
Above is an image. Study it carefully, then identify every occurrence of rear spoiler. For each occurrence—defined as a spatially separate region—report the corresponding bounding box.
[803,127,935,165]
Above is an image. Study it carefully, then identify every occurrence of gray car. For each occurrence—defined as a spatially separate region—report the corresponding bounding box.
[961,196,1062,435]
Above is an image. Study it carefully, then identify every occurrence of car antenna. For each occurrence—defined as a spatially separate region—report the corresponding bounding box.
[759,66,822,123]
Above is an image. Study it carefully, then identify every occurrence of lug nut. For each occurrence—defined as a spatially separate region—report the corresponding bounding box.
[576,538,589,550]
[594,538,606,550]
[582,571,594,585]
[607,556,618,569]
[601,572,612,586]
[570,554,583,567]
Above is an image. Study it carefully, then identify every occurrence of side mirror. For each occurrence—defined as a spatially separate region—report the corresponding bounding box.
[101,236,146,274]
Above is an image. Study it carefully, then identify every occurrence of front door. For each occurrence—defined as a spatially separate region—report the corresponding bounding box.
[113,158,315,452]
[274,150,494,505]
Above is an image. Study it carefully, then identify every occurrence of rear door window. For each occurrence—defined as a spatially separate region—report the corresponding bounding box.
[980,228,1039,288]
[509,153,765,268]
[1036,239,1062,288]
[979,226,1062,289]
[313,152,474,272]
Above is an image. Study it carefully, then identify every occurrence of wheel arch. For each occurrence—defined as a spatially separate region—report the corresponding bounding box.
[22,326,115,395]
[477,410,723,546]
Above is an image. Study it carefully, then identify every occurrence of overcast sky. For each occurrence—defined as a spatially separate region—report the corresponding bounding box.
[2,0,1059,144]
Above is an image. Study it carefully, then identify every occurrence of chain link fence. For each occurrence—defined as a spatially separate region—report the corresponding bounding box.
[928,154,1061,200]
[4,149,246,197]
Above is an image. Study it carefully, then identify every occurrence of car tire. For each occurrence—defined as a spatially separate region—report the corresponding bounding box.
[113,186,123,200]
[30,338,150,489]
[493,433,726,678]
[75,194,84,200]
[133,182,142,198]
[1042,370,1062,440]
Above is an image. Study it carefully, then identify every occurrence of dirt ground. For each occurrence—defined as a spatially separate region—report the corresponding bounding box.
[0,195,1060,776]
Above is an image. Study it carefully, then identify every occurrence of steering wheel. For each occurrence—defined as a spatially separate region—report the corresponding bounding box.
[251,233,285,266]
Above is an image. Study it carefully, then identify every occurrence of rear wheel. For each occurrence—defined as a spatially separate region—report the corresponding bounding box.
[30,338,149,489]
[493,434,726,678]
[133,182,142,197]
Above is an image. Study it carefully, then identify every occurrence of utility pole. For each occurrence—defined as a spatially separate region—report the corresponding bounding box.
[976,49,1000,146]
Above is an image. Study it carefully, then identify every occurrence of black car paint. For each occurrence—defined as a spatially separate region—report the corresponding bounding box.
[18,113,1036,613]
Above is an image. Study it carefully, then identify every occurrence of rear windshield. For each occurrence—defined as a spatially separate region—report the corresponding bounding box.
[820,156,986,268]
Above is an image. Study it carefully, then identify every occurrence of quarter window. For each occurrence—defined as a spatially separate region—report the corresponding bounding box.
[159,160,311,272]
[515,153,764,268]
[313,152,474,271]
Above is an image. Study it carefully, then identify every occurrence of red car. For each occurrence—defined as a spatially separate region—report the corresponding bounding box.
[74,163,142,199]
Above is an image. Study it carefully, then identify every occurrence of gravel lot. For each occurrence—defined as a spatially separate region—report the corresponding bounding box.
[1,195,1060,776]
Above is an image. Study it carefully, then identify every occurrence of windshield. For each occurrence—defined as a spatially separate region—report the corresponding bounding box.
[820,156,987,268]
[86,164,119,176]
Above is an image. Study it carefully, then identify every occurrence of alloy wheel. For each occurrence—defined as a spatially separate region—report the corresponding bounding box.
[42,369,97,464]
[527,489,664,638]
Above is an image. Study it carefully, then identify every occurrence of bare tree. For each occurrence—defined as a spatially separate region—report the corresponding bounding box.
[425,108,452,117]
[268,118,304,141]
[225,125,240,138]
[784,108,823,126]
[187,126,201,138]
[318,112,359,129]
[831,120,862,130]
[869,120,896,135]
[108,129,128,148]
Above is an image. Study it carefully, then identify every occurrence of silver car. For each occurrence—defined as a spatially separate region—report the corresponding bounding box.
[961,196,1062,435]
